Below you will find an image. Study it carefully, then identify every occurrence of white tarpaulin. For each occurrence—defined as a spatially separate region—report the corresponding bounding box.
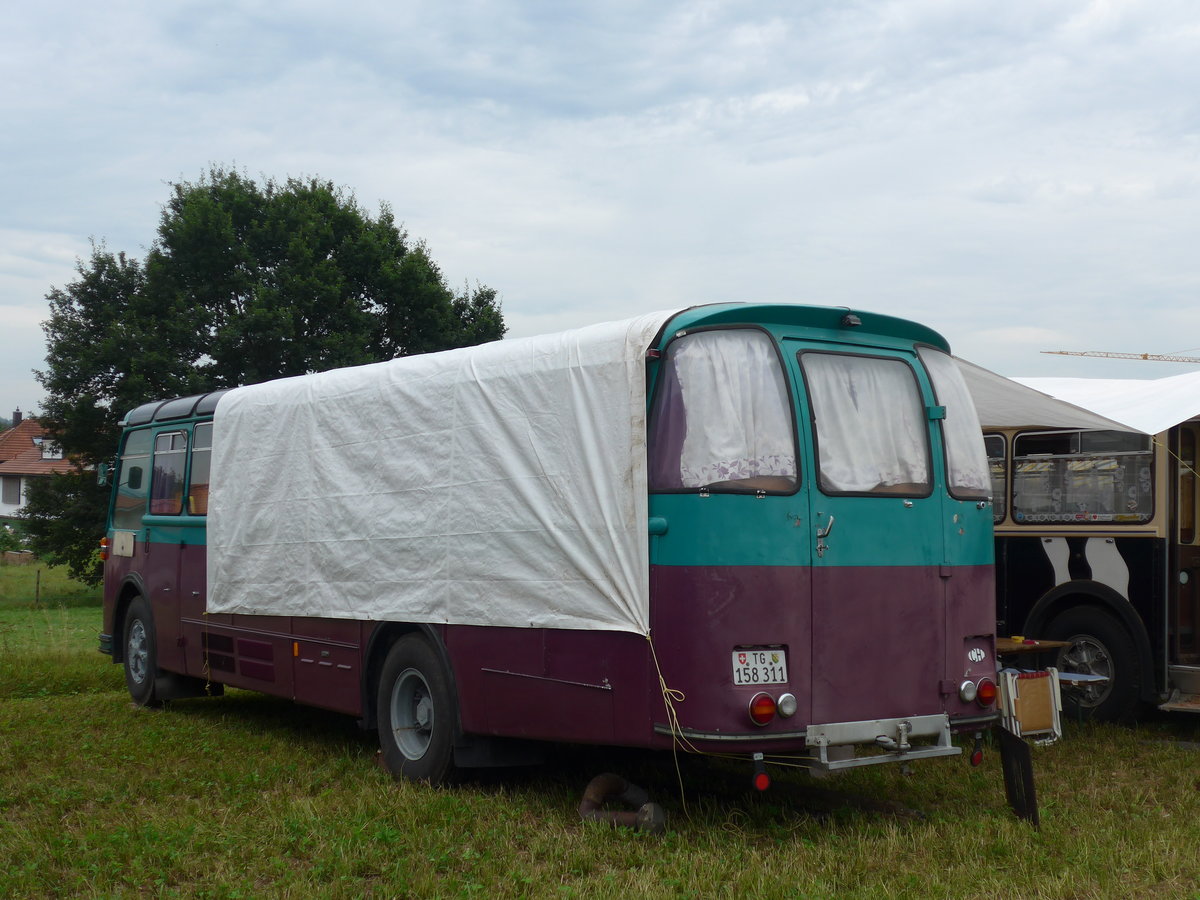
[1011,371,1200,437]
[206,310,680,635]
[954,358,1139,432]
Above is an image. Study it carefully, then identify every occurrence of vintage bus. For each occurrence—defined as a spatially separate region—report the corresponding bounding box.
[984,373,1200,720]
[100,303,1003,788]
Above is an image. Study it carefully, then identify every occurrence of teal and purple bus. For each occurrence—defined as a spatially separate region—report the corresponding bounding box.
[100,303,999,787]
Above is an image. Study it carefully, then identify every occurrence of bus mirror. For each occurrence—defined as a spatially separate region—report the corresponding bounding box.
[97,463,110,486]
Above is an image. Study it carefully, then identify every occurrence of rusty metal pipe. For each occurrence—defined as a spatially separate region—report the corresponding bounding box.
[578,773,665,834]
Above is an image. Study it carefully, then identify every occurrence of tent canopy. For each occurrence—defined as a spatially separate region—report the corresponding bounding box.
[954,358,1140,432]
[1009,370,1200,437]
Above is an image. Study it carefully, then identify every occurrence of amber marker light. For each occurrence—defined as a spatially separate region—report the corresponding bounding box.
[976,678,998,707]
[748,692,776,726]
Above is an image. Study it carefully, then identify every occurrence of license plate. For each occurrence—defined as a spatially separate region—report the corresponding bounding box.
[731,648,788,686]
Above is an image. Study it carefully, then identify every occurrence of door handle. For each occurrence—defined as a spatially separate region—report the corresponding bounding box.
[816,515,834,558]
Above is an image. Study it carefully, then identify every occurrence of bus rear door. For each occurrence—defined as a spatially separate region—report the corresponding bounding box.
[787,343,948,726]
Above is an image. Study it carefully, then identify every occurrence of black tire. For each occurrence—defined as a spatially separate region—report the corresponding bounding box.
[376,634,458,784]
[122,596,162,708]
[1044,607,1140,722]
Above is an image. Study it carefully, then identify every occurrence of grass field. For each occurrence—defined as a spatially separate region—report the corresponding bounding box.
[2,563,1200,898]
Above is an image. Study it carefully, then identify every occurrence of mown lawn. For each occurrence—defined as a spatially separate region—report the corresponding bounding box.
[2,563,1199,898]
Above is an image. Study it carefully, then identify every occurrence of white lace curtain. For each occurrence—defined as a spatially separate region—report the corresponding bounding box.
[919,348,991,497]
[654,330,797,488]
[803,353,930,493]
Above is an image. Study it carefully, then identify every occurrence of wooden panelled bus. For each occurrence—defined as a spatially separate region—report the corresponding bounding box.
[984,374,1200,720]
[100,303,1003,789]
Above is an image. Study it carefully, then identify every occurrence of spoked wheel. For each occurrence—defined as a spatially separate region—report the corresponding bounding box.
[376,634,458,784]
[1046,608,1140,721]
[123,596,162,708]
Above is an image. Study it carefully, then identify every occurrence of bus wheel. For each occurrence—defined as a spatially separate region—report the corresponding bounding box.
[123,596,162,708]
[376,634,457,784]
[1045,608,1139,722]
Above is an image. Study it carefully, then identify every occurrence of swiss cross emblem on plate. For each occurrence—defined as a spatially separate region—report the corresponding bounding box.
[738,652,747,665]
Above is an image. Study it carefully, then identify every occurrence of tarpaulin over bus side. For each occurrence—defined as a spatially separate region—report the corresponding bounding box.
[206,311,681,635]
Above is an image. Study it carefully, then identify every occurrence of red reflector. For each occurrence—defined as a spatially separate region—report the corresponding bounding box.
[753,771,771,791]
[748,692,776,726]
[970,748,983,767]
[976,678,998,707]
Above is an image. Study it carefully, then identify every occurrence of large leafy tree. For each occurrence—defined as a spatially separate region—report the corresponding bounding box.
[24,167,505,583]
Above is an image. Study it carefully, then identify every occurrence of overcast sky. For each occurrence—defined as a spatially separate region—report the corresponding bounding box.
[3,0,1199,417]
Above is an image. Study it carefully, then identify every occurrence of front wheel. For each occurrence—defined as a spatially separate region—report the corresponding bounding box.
[123,596,162,708]
[1044,607,1140,722]
[376,634,458,784]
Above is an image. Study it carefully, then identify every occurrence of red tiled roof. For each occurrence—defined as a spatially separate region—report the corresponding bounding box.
[0,419,75,477]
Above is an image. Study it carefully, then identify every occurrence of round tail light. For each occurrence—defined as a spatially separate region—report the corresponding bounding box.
[748,692,776,726]
[976,678,998,707]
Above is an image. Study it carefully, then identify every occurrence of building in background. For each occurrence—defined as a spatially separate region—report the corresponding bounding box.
[0,409,74,522]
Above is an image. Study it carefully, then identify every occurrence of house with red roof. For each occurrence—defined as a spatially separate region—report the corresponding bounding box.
[0,409,75,522]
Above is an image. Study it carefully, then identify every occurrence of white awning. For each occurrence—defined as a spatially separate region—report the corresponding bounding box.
[1010,370,1200,437]
[954,358,1140,432]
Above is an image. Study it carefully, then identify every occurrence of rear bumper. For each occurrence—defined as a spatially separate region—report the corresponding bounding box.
[654,711,999,772]
[804,713,961,772]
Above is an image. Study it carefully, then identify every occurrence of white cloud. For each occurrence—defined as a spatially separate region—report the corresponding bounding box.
[2,0,1200,412]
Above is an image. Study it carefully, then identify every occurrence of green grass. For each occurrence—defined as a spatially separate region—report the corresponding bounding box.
[3,564,1200,897]
[0,561,102,608]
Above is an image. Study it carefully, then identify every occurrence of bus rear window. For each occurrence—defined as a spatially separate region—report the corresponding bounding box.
[1012,429,1153,524]
[918,347,990,500]
[801,352,931,496]
[648,329,798,493]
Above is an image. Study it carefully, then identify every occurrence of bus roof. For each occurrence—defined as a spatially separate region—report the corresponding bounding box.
[658,303,949,353]
[121,390,230,427]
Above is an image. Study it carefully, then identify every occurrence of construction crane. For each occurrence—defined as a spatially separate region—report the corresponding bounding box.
[1042,350,1200,363]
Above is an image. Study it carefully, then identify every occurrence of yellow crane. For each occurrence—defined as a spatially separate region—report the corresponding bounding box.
[1042,350,1200,363]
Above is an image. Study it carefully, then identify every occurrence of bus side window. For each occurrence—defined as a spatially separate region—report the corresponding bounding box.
[189,423,213,516]
[1011,429,1153,524]
[1180,428,1196,544]
[151,431,188,515]
[984,434,1006,523]
[113,429,153,529]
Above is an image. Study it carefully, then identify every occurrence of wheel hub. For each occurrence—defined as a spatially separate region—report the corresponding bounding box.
[127,621,148,685]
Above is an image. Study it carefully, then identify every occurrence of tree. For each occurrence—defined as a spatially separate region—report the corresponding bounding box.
[24,166,506,583]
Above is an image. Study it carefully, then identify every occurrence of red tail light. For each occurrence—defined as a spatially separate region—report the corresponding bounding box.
[98,536,109,562]
[976,678,998,707]
[748,692,776,726]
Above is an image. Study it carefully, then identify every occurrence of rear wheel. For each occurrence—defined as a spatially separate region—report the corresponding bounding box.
[123,596,162,708]
[376,634,458,784]
[1045,607,1140,721]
